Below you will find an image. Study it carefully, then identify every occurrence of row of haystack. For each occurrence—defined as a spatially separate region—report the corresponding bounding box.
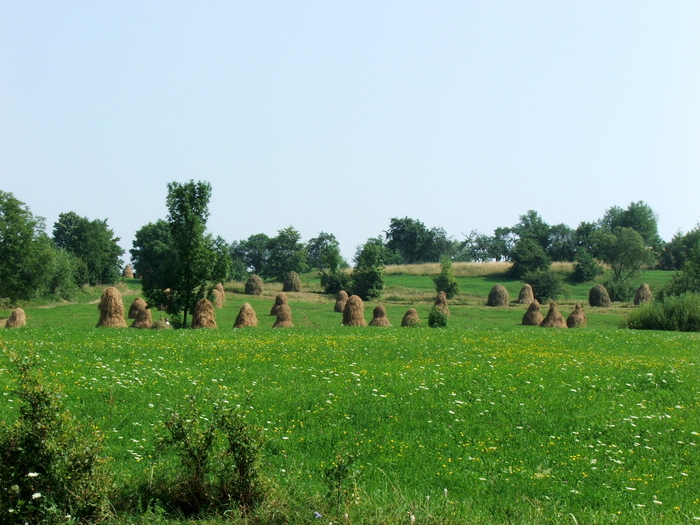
[522,301,587,328]
[488,282,653,308]
[243,271,302,296]
[334,290,443,328]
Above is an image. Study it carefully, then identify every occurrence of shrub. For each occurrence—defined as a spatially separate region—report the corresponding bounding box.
[433,257,459,299]
[522,269,563,302]
[320,269,351,296]
[603,280,634,302]
[508,238,551,280]
[626,293,700,332]
[350,266,384,301]
[571,248,603,283]
[428,306,448,328]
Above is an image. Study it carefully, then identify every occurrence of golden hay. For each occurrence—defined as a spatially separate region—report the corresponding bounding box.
[566,303,587,328]
[434,291,450,318]
[517,284,534,305]
[128,297,147,319]
[131,307,152,329]
[401,308,421,327]
[211,289,225,308]
[245,274,264,295]
[334,290,348,313]
[191,298,217,329]
[282,271,302,292]
[540,302,567,328]
[342,295,367,327]
[487,284,510,307]
[634,283,652,305]
[270,292,289,316]
[97,287,127,328]
[5,308,26,328]
[369,304,391,327]
[123,264,134,279]
[234,303,258,328]
[214,282,225,295]
[151,317,173,330]
[273,303,294,328]
[521,300,543,326]
[589,284,611,307]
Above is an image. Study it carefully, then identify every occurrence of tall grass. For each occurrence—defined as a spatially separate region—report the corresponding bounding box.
[627,293,700,332]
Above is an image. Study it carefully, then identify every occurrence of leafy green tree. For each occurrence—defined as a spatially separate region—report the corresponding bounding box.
[522,269,564,302]
[490,227,518,261]
[593,227,656,283]
[547,223,575,262]
[231,233,271,275]
[350,238,385,300]
[600,201,662,250]
[306,232,344,270]
[571,248,603,283]
[433,256,459,299]
[130,219,177,308]
[455,230,493,262]
[507,238,551,279]
[512,210,551,251]
[385,217,452,264]
[263,226,308,281]
[53,211,124,285]
[658,226,700,270]
[661,244,700,297]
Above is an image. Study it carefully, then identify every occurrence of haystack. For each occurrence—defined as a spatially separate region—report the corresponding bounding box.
[131,307,152,329]
[434,291,450,318]
[369,305,391,327]
[123,264,134,279]
[270,292,288,316]
[540,302,567,328]
[272,303,294,328]
[589,284,611,307]
[566,303,587,328]
[518,284,534,305]
[191,298,217,329]
[487,284,510,307]
[151,316,172,330]
[282,271,302,292]
[245,275,263,295]
[334,290,348,313]
[128,297,147,319]
[234,303,258,328]
[5,308,26,328]
[211,289,225,308]
[342,295,367,327]
[401,308,421,327]
[97,287,127,328]
[634,283,652,305]
[521,300,543,326]
[214,282,225,295]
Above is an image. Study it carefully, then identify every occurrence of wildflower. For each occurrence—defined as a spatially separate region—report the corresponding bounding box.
[410,514,416,524]
[27,472,39,478]
[32,492,42,499]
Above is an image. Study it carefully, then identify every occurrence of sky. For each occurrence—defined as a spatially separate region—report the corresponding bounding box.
[2,2,699,263]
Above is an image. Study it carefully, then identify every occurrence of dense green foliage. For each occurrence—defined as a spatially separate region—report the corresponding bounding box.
[262,226,308,281]
[594,227,656,283]
[384,216,452,263]
[522,268,564,302]
[433,257,459,299]
[507,238,551,279]
[350,238,386,300]
[627,293,700,332]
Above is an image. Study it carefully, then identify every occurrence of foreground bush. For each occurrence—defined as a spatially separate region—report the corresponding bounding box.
[626,293,700,332]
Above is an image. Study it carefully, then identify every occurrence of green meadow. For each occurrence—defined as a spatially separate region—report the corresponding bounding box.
[1,267,699,524]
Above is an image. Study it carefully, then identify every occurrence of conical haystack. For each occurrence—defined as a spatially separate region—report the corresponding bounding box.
[589,284,611,307]
[487,284,510,307]
[191,298,217,329]
[369,304,391,327]
[633,283,652,305]
[401,308,420,327]
[245,274,263,295]
[131,307,152,329]
[5,308,26,328]
[234,303,258,328]
[334,290,348,313]
[128,297,147,319]
[518,284,534,305]
[272,303,294,328]
[540,302,567,328]
[434,291,450,318]
[211,289,225,308]
[270,292,288,316]
[566,303,587,328]
[282,271,302,292]
[97,287,127,328]
[342,295,367,326]
[521,300,543,326]
[123,264,134,279]
[214,282,225,295]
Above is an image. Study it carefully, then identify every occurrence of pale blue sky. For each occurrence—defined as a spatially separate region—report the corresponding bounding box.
[2,2,699,262]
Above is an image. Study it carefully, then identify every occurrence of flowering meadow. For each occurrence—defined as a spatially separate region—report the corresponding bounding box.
[1,325,699,524]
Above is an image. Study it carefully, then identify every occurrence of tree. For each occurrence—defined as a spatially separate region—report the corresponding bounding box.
[263,226,308,281]
[433,256,459,299]
[455,230,493,262]
[130,220,177,307]
[600,201,662,250]
[658,226,700,270]
[385,217,451,264]
[593,227,656,283]
[350,238,386,300]
[231,233,271,275]
[513,210,551,251]
[547,223,575,262]
[490,227,518,261]
[507,238,551,279]
[53,212,124,285]
[306,232,344,270]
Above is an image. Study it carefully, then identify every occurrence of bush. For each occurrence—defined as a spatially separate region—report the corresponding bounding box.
[522,269,563,303]
[433,257,459,299]
[320,269,351,295]
[508,238,551,280]
[571,249,603,283]
[603,280,634,302]
[428,306,448,328]
[626,293,700,332]
[350,266,384,301]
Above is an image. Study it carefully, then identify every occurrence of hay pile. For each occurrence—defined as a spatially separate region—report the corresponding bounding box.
[131,307,152,329]
[245,275,264,295]
[401,308,420,327]
[234,303,258,328]
[128,297,147,319]
[518,284,534,305]
[589,284,611,307]
[566,303,587,328]
[123,264,134,279]
[540,302,567,328]
[334,290,348,313]
[487,284,510,307]
[97,287,127,328]
[521,300,543,326]
[151,316,172,330]
[634,283,652,305]
[270,292,288,316]
[283,271,302,292]
[5,308,26,328]
[212,289,225,308]
[273,304,294,328]
[342,295,367,327]
[434,291,450,318]
[191,298,217,329]
[369,305,391,327]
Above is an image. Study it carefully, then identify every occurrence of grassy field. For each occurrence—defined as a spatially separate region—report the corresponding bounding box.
[1,266,697,524]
